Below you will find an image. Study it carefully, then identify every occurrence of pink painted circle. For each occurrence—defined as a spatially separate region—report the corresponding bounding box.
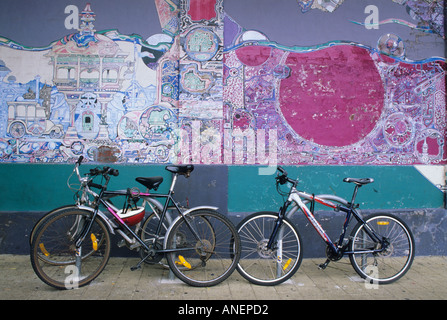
[279,45,385,147]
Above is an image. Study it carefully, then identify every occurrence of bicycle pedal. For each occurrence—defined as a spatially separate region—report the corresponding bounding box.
[176,255,192,269]
[318,259,330,270]
[117,239,126,248]
[130,265,141,271]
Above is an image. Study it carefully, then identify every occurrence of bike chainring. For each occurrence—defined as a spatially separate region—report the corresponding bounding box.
[140,240,164,264]
[326,244,344,261]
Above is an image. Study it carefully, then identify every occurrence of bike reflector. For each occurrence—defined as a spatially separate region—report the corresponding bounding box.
[176,255,192,269]
[377,221,390,226]
[283,258,292,270]
[39,243,50,256]
[91,233,98,251]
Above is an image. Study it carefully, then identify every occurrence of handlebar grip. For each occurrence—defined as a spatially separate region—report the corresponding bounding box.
[110,169,119,177]
[277,166,287,176]
[76,156,84,165]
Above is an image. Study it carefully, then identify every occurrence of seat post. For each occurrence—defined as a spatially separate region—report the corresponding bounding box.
[350,184,361,207]
[169,173,178,194]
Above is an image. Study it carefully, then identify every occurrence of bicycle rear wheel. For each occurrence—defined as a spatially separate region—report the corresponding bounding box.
[236,212,303,286]
[349,213,415,284]
[165,210,241,287]
[30,208,111,289]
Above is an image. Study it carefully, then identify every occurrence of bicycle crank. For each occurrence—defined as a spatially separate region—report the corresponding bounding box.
[319,244,344,270]
[139,241,164,264]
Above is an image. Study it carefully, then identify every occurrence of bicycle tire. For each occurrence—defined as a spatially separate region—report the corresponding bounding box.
[349,213,415,285]
[30,208,111,289]
[165,210,241,287]
[29,205,78,246]
[236,212,303,286]
[31,206,108,266]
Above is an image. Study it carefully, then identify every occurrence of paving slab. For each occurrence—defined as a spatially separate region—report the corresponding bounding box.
[1,255,446,303]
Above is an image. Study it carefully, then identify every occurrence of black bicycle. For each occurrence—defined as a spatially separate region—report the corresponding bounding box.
[236,166,415,286]
[30,157,241,289]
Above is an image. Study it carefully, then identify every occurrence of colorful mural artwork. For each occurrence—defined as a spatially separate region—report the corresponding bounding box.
[0,0,445,165]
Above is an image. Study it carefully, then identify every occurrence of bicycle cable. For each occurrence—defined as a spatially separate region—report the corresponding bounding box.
[276,181,289,198]
[67,167,82,194]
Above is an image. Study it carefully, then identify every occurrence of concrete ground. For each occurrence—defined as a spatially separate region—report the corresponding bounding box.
[1,255,446,301]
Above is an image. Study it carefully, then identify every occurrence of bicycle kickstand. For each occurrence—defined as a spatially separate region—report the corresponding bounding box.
[318,259,330,270]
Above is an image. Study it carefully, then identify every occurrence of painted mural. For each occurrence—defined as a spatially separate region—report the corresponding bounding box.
[0,0,445,165]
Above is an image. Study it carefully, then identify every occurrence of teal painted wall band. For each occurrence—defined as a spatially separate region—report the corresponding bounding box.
[0,164,443,212]
[228,166,444,212]
[0,163,170,212]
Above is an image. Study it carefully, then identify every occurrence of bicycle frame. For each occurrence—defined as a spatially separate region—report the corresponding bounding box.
[269,186,385,258]
[73,169,218,265]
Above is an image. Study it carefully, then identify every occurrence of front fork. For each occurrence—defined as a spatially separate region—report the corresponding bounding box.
[267,201,291,250]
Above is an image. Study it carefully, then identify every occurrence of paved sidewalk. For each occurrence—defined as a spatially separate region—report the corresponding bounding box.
[0,255,446,301]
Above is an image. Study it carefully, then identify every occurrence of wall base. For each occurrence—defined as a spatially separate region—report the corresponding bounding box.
[229,208,447,258]
[1,208,446,257]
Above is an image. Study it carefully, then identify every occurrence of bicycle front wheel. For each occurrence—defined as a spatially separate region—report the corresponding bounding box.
[237,212,303,286]
[165,210,241,287]
[30,208,111,289]
[349,213,415,285]
[29,205,79,245]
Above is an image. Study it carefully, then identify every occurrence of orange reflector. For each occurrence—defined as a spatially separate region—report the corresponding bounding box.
[91,233,98,251]
[283,258,292,270]
[39,243,50,256]
[377,221,390,226]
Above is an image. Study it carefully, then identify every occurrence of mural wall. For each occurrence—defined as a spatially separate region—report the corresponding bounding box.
[0,0,445,165]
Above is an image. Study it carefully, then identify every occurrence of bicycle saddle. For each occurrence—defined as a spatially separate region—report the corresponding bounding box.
[343,177,374,185]
[165,165,194,177]
[135,176,163,190]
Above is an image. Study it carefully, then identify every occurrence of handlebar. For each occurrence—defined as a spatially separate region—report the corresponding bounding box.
[76,155,84,165]
[72,156,119,191]
[277,166,287,175]
[88,166,119,177]
[275,166,298,186]
[68,156,121,206]
[75,156,119,178]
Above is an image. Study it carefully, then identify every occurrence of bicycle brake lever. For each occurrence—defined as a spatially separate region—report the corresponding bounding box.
[275,175,288,185]
[89,167,100,176]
